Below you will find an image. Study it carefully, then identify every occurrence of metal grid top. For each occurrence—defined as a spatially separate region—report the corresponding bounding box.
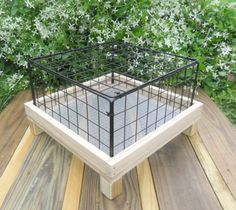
[29,42,198,101]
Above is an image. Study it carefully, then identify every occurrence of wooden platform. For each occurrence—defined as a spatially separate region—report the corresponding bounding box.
[0,90,236,210]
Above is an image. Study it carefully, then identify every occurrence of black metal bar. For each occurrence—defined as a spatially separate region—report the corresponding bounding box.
[145,86,151,135]
[111,45,115,84]
[111,71,114,84]
[29,41,199,156]
[30,61,113,102]
[30,44,198,101]
[135,90,140,142]
[29,41,115,62]
[109,101,114,157]
[97,95,101,149]
[28,62,36,105]
[85,90,90,142]
[123,95,127,149]
[114,61,198,100]
[191,62,199,105]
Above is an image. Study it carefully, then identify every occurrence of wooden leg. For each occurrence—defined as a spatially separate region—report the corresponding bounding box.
[100,176,122,199]
[183,123,198,137]
[29,120,44,136]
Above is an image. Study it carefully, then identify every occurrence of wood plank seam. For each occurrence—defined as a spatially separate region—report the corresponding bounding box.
[100,176,123,199]
[197,90,236,198]
[62,155,85,210]
[148,158,161,210]
[0,90,31,177]
[188,133,236,210]
[0,127,35,208]
[136,159,160,210]
[25,73,203,182]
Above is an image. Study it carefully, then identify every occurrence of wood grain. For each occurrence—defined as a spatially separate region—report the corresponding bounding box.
[197,90,236,199]
[25,103,111,180]
[0,127,34,208]
[189,133,236,210]
[108,101,203,181]
[62,155,84,210]
[137,159,159,210]
[183,123,198,137]
[1,133,71,210]
[25,75,202,182]
[29,119,44,136]
[0,90,31,177]
[79,165,142,210]
[100,176,123,199]
[149,134,222,210]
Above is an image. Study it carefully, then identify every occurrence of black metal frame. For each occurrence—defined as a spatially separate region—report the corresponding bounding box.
[29,42,199,157]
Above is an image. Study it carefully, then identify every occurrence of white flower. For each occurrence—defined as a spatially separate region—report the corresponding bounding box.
[132,20,139,28]
[222,32,229,39]
[0,9,4,16]
[214,32,222,38]
[157,42,163,48]
[24,0,34,8]
[96,36,104,43]
[68,23,76,31]
[128,65,134,72]
[206,66,213,73]
[122,36,130,43]
[218,61,227,69]
[112,7,118,13]
[137,37,145,46]
[211,0,220,6]
[16,53,23,63]
[202,22,209,28]
[79,25,86,33]
[7,73,23,89]
[164,37,172,47]
[104,2,111,9]
[228,2,236,9]
[221,45,232,56]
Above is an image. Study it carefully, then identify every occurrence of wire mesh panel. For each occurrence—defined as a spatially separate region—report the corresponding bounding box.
[29,42,199,157]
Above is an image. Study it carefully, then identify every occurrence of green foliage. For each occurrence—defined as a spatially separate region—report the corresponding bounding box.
[0,0,235,125]
[0,72,28,112]
[213,86,236,126]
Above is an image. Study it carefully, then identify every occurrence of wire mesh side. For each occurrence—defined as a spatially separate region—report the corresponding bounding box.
[29,42,199,157]
[30,42,198,100]
[112,64,198,155]
[29,65,115,155]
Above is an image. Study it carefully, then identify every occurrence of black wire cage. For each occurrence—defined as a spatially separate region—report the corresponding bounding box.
[29,42,199,157]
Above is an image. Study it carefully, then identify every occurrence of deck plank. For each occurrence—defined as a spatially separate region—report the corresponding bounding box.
[1,134,71,210]
[197,90,236,199]
[137,159,159,210]
[0,90,31,177]
[79,166,142,210]
[149,134,222,210]
[62,155,84,210]
[1,89,236,210]
[0,127,35,207]
[189,133,236,210]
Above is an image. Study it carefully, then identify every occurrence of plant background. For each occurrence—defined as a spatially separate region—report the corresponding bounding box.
[0,0,235,125]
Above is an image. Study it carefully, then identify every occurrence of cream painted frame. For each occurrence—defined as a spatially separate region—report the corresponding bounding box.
[25,73,203,199]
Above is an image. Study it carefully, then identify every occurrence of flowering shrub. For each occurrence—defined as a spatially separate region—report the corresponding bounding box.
[0,0,235,123]
[0,0,235,78]
[0,71,28,111]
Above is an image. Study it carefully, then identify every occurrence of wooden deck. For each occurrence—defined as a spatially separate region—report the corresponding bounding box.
[0,90,236,210]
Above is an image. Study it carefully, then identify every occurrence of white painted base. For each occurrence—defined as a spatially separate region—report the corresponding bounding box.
[24,73,203,200]
[100,176,122,199]
[183,123,198,137]
[29,119,44,136]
